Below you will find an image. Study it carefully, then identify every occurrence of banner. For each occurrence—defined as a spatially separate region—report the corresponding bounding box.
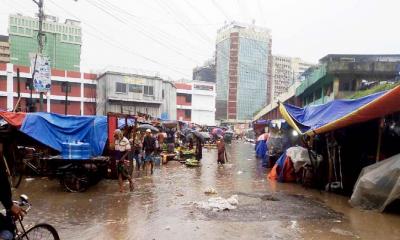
[31,54,51,92]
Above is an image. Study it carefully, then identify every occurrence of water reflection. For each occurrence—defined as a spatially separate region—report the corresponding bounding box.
[12,142,400,240]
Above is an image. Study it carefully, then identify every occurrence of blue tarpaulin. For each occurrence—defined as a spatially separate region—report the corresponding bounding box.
[20,113,107,156]
[279,89,396,135]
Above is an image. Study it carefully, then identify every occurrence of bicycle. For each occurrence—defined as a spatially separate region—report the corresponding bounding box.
[3,194,60,240]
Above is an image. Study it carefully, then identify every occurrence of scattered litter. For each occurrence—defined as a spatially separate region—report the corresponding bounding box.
[25,178,35,182]
[237,171,243,175]
[165,226,171,230]
[333,219,342,223]
[204,187,218,195]
[330,228,355,237]
[195,195,238,212]
[176,193,184,197]
[247,158,253,161]
[226,195,239,205]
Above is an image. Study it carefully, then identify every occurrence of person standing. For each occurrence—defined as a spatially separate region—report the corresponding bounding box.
[195,137,203,161]
[142,129,156,175]
[131,131,143,171]
[0,144,25,240]
[216,136,226,164]
[114,129,134,192]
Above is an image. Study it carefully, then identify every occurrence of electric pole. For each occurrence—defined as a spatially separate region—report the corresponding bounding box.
[32,0,45,112]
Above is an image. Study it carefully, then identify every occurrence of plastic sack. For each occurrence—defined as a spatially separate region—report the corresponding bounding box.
[350,153,400,212]
[285,146,311,172]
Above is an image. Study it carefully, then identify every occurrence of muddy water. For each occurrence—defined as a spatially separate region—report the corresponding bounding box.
[13,142,400,240]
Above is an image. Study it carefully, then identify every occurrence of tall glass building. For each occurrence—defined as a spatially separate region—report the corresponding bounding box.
[8,14,81,71]
[215,22,272,121]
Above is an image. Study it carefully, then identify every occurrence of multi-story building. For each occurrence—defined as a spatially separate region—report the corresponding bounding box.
[193,59,216,83]
[175,80,216,125]
[0,63,97,114]
[292,57,314,81]
[0,35,10,64]
[296,54,400,106]
[8,14,81,71]
[96,71,176,120]
[215,21,272,121]
[272,55,314,100]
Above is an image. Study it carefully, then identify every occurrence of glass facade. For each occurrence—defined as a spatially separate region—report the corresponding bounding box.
[215,39,230,120]
[237,38,269,120]
[9,15,81,71]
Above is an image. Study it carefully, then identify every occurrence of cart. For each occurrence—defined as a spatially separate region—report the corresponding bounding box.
[19,145,109,192]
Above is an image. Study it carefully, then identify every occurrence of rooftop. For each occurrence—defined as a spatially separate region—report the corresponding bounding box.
[320,54,400,63]
[0,35,8,42]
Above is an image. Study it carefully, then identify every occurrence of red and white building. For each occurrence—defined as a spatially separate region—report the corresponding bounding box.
[175,80,216,125]
[0,63,97,115]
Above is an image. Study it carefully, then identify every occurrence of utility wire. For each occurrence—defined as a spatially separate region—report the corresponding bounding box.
[46,0,191,78]
[211,0,231,21]
[85,0,201,64]
[98,0,209,57]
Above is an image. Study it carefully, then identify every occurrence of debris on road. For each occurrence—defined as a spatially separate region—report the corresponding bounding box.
[195,195,239,212]
[204,187,218,195]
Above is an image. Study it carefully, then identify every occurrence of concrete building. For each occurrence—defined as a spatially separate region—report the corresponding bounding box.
[175,81,216,125]
[272,55,314,100]
[0,35,10,64]
[253,81,301,121]
[0,63,97,114]
[96,71,176,120]
[193,59,216,83]
[296,54,400,106]
[215,21,272,121]
[8,14,81,71]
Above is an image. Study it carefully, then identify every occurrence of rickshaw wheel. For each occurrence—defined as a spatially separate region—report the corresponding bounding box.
[61,172,89,192]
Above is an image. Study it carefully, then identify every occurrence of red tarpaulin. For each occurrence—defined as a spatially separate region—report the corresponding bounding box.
[0,112,26,128]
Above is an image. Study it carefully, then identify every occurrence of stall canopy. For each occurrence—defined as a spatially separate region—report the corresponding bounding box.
[0,112,27,127]
[0,112,108,156]
[279,85,400,136]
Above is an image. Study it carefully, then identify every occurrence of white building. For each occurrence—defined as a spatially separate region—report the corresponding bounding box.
[96,71,176,120]
[175,80,216,125]
[272,55,314,100]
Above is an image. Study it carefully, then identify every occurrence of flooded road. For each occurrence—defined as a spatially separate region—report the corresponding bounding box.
[13,142,400,239]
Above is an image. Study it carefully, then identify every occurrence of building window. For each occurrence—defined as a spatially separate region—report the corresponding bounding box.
[184,109,191,118]
[128,84,143,93]
[162,90,164,99]
[116,82,127,93]
[61,82,71,93]
[144,86,154,96]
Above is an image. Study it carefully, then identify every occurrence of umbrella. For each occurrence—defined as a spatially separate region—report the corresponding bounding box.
[211,128,224,136]
[191,130,205,142]
[138,124,159,133]
[199,132,211,140]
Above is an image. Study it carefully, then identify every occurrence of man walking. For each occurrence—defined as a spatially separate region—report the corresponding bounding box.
[142,129,156,175]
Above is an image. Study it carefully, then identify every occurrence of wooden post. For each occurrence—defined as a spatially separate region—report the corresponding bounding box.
[376,118,384,162]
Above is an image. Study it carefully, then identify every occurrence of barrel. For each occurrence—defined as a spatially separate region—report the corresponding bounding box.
[61,142,91,160]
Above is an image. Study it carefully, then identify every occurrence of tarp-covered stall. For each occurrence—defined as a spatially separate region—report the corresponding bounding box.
[279,85,400,136]
[1,112,108,156]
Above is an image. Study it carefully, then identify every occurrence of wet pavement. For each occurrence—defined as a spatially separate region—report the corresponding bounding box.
[13,142,400,240]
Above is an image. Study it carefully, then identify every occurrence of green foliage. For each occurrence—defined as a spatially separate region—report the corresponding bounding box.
[349,82,400,99]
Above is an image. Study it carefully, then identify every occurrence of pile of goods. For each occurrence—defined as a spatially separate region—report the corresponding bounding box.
[185,158,200,167]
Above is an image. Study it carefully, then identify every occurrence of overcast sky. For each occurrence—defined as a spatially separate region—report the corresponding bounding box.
[1,0,399,79]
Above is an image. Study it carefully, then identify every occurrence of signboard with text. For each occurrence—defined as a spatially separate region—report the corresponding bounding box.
[31,54,51,92]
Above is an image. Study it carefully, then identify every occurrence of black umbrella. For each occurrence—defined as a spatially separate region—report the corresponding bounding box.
[138,124,159,133]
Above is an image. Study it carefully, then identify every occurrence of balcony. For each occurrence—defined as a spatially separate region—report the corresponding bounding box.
[296,64,327,96]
